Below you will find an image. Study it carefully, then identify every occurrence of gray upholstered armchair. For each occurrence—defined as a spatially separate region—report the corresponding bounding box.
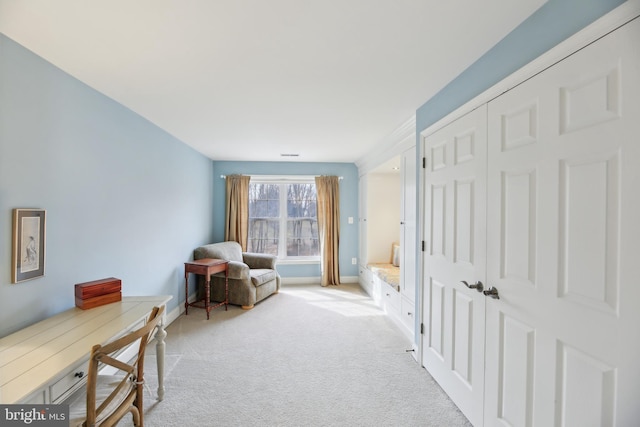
[193,241,280,309]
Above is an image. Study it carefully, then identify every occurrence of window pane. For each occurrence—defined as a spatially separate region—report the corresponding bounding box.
[249,184,279,218]
[287,184,316,218]
[286,219,319,256]
[286,183,319,257]
[249,183,279,256]
[248,218,279,255]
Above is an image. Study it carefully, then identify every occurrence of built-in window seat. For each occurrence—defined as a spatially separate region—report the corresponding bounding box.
[359,243,402,316]
[359,242,414,341]
[367,242,400,290]
[366,263,400,291]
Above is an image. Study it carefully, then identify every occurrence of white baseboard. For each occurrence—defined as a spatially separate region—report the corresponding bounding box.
[165,303,183,326]
[280,276,320,285]
[409,342,419,363]
[164,291,197,326]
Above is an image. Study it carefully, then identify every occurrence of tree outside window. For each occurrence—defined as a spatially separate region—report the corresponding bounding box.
[248,180,319,259]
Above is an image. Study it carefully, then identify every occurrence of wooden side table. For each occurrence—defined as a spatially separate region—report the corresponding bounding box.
[184,258,229,320]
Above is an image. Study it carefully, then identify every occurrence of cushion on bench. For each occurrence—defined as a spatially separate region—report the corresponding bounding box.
[367,263,400,291]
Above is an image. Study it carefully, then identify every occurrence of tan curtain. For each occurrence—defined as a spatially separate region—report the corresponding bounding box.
[315,176,340,286]
[224,174,251,250]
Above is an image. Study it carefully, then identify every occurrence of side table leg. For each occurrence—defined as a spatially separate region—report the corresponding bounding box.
[184,273,189,315]
[205,278,211,320]
[156,317,168,401]
[225,268,229,311]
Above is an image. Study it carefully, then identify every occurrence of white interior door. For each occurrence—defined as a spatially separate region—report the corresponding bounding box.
[484,17,640,427]
[401,145,417,301]
[421,105,487,426]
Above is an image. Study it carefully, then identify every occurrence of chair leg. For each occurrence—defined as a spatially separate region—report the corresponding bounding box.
[241,305,254,310]
[129,407,141,427]
[135,385,144,427]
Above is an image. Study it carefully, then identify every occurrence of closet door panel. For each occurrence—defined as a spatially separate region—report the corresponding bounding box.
[559,153,619,312]
[497,313,535,427]
[501,169,537,286]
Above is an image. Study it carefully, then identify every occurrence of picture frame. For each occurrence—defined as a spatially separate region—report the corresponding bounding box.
[12,208,46,283]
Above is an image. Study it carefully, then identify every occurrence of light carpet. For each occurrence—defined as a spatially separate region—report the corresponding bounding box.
[133,283,471,427]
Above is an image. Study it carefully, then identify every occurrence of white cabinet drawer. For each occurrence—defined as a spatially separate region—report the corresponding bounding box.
[51,362,88,403]
[381,283,400,312]
[400,296,415,334]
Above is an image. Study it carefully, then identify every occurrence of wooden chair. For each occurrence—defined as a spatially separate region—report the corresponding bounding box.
[68,305,165,427]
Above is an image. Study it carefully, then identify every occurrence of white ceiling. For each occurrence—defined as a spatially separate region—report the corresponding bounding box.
[0,0,546,164]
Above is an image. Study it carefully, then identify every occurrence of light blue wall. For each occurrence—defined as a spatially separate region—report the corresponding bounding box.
[211,161,359,279]
[0,35,215,337]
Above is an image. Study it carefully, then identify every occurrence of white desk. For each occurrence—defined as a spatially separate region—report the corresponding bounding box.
[0,296,172,404]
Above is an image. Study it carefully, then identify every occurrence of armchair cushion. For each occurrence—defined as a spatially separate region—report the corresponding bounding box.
[251,269,277,286]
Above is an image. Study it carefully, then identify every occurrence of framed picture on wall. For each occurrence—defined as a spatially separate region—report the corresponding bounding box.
[12,208,46,283]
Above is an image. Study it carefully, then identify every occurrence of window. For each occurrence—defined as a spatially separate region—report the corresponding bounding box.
[248,177,319,260]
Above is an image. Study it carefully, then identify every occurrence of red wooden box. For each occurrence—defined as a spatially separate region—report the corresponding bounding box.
[75,277,121,299]
[74,277,122,309]
[75,292,122,310]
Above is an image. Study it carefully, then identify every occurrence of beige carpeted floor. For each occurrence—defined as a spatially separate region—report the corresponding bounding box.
[133,283,471,427]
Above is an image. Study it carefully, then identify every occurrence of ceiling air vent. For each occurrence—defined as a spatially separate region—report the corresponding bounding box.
[280,153,300,157]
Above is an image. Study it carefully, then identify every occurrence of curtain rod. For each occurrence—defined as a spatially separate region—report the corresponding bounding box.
[220,175,343,180]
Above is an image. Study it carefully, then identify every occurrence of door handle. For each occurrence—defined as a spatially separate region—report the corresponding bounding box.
[461,280,484,293]
[483,287,500,299]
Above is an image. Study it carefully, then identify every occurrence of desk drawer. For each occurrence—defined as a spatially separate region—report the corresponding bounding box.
[51,363,88,403]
